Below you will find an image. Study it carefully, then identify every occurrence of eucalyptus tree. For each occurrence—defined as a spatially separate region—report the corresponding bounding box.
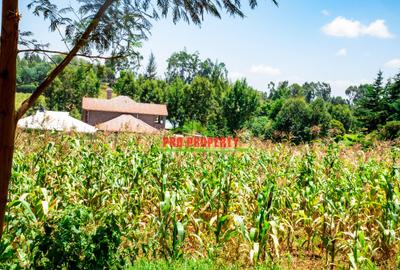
[144,53,157,79]
[0,0,279,239]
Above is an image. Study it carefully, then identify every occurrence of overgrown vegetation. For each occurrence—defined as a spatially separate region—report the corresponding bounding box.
[17,50,400,143]
[1,132,399,269]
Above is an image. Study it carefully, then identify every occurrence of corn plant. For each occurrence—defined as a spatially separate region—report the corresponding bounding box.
[0,132,399,269]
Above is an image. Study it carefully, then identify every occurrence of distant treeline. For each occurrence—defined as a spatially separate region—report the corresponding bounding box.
[17,50,400,142]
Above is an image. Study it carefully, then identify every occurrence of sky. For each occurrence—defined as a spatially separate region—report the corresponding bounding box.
[19,0,400,96]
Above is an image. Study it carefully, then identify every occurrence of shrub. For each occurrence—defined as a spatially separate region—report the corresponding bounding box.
[244,116,273,139]
[31,207,124,269]
[380,121,400,140]
[329,119,345,137]
[175,121,207,136]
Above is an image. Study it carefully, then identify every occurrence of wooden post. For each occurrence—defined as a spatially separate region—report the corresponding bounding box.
[0,0,19,238]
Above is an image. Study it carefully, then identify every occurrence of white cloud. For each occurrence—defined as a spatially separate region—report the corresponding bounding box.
[250,64,281,76]
[365,20,394,38]
[321,9,330,16]
[385,58,400,69]
[322,16,394,38]
[336,48,347,56]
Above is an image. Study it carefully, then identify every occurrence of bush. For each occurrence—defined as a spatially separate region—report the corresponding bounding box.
[340,133,375,149]
[174,120,225,137]
[380,121,400,140]
[174,121,207,136]
[329,119,345,137]
[244,116,273,139]
[31,207,124,269]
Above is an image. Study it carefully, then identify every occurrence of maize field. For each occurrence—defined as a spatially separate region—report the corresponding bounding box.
[1,132,399,269]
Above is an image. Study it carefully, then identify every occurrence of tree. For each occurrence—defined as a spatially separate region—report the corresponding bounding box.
[113,71,142,100]
[329,104,354,131]
[45,62,101,117]
[166,49,229,83]
[309,98,331,137]
[166,78,187,127]
[273,98,311,143]
[144,53,157,79]
[166,50,201,83]
[268,81,290,100]
[17,55,52,92]
[290,83,304,97]
[185,76,217,125]
[315,82,331,101]
[346,84,368,105]
[330,96,348,105]
[95,63,115,85]
[302,82,331,102]
[139,78,167,103]
[0,0,279,239]
[199,58,228,83]
[244,116,273,138]
[223,80,260,132]
[354,71,386,131]
[385,72,400,121]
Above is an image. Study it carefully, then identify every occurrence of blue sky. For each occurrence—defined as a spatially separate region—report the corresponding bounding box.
[19,0,400,96]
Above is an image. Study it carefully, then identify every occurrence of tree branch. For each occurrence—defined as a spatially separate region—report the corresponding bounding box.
[15,0,115,121]
[18,48,128,60]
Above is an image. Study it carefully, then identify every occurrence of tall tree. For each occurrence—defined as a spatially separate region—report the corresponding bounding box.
[223,80,260,132]
[166,50,201,83]
[385,72,400,121]
[309,98,331,137]
[0,0,279,239]
[144,53,157,79]
[45,62,101,116]
[166,78,187,127]
[273,98,311,143]
[166,49,229,83]
[185,76,217,124]
[113,71,142,100]
[355,71,386,131]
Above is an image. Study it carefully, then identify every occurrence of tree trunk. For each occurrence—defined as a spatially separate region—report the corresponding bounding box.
[0,0,19,238]
[0,0,114,240]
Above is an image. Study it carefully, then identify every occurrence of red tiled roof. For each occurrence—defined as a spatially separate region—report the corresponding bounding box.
[82,96,168,116]
[97,114,159,134]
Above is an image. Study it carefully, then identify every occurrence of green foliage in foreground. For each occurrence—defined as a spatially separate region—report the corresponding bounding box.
[1,133,400,269]
[130,259,279,270]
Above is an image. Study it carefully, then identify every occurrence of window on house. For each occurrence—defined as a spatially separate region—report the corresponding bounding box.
[154,116,164,124]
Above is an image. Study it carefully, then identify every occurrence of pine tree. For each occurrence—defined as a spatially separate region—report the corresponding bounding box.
[355,70,387,131]
[385,72,400,121]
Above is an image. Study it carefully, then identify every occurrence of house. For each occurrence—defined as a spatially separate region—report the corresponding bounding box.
[18,110,97,133]
[96,114,159,134]
[82,95,168,130]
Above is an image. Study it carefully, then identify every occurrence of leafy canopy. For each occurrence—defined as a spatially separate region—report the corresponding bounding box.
[24,0,278,69]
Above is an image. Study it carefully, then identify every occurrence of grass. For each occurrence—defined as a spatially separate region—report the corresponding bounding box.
[1,131,399,269]
[130,259,242,270]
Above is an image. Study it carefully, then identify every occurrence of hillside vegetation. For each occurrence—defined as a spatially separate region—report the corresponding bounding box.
[1,131,399,269]
[17,51,400,143]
